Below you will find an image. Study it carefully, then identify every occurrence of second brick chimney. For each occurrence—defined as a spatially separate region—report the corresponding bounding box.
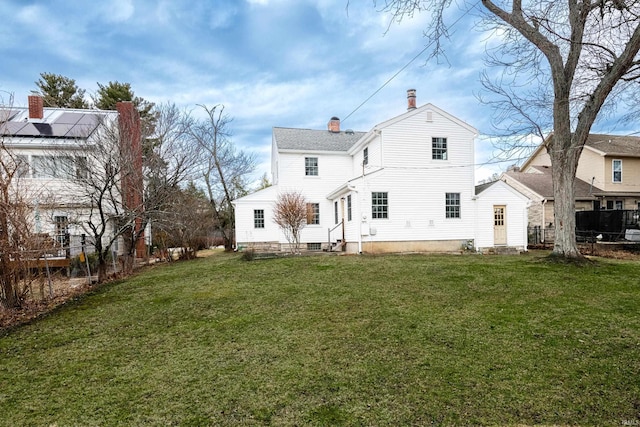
[407,89,417,110]
[28,95,44,119]
[117,101,146,258]
[328,116,340,133]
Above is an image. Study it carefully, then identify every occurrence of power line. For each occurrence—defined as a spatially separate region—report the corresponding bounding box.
[342,1,482,124]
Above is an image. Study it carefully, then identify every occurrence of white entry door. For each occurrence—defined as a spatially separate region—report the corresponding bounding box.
[494,205,507,245]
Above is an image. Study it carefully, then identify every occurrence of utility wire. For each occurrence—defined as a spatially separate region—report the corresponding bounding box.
[342,1,482,124]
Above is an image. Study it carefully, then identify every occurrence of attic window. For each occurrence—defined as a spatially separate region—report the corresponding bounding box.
[426,111,433,122]
[363,147,369,166]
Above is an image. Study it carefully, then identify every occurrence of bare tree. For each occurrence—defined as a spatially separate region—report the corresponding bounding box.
[0,93,44,307]
[375,0,640,259]
[189,105,256,251]
[51,110,143,283]
[144,104,206,256]
[155,183,215,260]
[273,191,308,254]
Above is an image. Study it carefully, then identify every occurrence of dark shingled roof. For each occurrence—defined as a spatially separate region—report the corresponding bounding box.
[273,127,366,152]
[505,166,599,199]
[584,134,640,156]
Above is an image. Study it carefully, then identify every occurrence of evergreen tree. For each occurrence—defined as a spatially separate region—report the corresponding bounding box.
[35,72,88,108]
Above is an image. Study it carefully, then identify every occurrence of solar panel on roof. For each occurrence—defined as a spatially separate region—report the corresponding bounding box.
[0,109,19,122]
[33,122,54,136]
[55,112,82,125]
[56,123,95,138]
[14,123,40,136]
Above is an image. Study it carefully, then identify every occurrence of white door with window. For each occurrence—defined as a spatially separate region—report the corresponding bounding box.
[494,206,507,245]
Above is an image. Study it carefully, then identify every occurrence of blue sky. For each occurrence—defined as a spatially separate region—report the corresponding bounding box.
[1,0,528,183]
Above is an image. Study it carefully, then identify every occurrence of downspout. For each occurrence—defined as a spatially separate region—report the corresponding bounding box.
[348,184,361,254]
[541,198,547,242]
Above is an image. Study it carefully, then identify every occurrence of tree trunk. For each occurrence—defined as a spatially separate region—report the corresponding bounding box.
[549,135,583,258]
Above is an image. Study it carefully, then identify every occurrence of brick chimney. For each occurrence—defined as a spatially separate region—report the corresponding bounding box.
[116,101,146,258]
[328,116,340,133]
[407,89,417,110]
[28,95,44,119]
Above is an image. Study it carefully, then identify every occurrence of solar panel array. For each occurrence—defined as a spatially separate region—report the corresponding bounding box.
[0,110,103,139]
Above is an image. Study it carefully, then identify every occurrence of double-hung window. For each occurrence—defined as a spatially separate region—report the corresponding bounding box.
[372,192,388,219]
[445,193,460,218]
[432,137,447,160]
[306,203,320,225]
[54,216,69,246]
[254,209,265,228]
[305,157,318,176]
[613,159,622,183]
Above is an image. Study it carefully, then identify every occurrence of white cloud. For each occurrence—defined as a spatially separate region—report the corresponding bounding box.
[102,0,135,23]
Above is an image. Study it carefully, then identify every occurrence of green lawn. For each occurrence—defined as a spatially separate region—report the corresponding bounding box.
[1,252,639,426]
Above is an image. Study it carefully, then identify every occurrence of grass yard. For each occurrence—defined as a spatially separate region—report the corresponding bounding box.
[1,252,639,426]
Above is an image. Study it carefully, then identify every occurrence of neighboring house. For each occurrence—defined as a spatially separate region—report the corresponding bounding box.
[502,133,640,235]
[233,90,528,253]
[0,95,146,257]
[502,165,598,229]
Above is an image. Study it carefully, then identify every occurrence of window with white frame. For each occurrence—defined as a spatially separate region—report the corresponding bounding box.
[254,209,264,228]
[307,243,322,251]
[305,157,318,176]
[32,155,75,179]
[606,200,623,210]
[445,193,461,218]
[306,203,320,225]
[347,195,352,221]
[54,216,69,246]
[612,159,622,183]
[334,201,339,224]
[432,137,447,160]
[15,155,29,178]
[363,147,369,166]
[75,156,89,179]
[372,192,388,219]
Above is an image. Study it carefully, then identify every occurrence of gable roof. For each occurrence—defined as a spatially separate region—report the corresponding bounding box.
[583,133,640,157]
[504,165,599,200]
[521,132,640,170]
[273,127,366,152]
[374,102,478,135]
[349,102,478,154]
[475,179,529,200]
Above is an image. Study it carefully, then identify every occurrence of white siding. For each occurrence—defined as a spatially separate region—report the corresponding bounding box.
[350,168,476,243]
[235,102,528,253]
[475,181,529,250]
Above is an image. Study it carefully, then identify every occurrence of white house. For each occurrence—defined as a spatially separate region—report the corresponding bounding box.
[233,90,528,253]
[0,96,146,257]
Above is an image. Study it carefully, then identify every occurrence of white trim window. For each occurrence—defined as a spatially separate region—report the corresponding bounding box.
[363,147,369,166]
[445,193,461,218]
[306,203,320,225]
[612,159,622,183]
[606,200,623,210]
[254,209,265,229]
[305,157,318,176]
[372,192,388,219]
[432,137,447,160]
[347,195,352,221]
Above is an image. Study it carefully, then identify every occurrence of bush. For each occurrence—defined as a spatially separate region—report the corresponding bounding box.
[241,248,256,261]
